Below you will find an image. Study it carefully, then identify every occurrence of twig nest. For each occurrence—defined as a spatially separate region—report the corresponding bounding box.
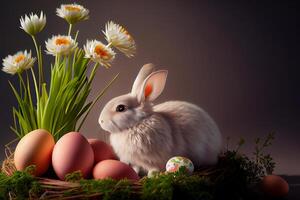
[14,129,55,176]
[166,156,194,174]
[261,175,289,197]
[52,132,94,180]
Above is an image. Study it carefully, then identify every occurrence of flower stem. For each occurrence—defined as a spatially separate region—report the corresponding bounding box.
[25,71,34,108]
[55,54,61,66]
[30,68,39,104]
[18,73,23,98]
[88,62,100,83]
[68,24,73,36]
[31,36,43,93]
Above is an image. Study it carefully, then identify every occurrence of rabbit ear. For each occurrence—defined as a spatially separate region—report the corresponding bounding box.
[137,70,168,103]
[131,63,156,95]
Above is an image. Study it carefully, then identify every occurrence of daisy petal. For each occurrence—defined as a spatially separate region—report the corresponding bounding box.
[45,35,77,56]
[2,50,36,75]
[56,3,89,24]
[103,21,136,57]
[84,40,115,67]
[20,11,46,36]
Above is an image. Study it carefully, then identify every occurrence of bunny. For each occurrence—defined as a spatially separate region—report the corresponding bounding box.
[99,63,222,176]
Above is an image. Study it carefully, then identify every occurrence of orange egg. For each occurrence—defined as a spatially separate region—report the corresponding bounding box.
[14,129,55,176]
[88,139,117,163]
[93,160,139,181]
[261,175,289,197]
[52,132,94,180]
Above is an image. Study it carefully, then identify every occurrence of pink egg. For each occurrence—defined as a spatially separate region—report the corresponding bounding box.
[88,139,117,163]
[93,160,139,181]
[52,132,94,180]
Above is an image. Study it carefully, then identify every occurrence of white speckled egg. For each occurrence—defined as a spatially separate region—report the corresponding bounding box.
[166,156,194,174]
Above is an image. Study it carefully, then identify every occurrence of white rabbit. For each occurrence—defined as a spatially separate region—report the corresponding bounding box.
[99,63,222,176]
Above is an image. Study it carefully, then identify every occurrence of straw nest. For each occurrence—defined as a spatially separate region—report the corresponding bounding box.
[1,141,142,199]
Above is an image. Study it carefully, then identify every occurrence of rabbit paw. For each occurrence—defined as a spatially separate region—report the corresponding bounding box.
[132,165,140,174]
[147,169,160,178]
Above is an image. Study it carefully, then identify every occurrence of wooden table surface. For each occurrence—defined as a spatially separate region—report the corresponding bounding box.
[282,176,300,200]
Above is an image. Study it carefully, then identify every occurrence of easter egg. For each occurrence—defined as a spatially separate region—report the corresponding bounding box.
[14,129,55,176]
[52,132,94,180]
[88,139,117,163]
[166,156,194,174]
[92,160,139,181]
[261,175,289,197]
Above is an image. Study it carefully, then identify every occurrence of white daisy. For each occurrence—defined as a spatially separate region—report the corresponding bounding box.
[56,3,89,24]
[103,21,136,57]
[2,50,36,75]
[20,11,46,36]
[84,40,116,68]
[45,35,77,56]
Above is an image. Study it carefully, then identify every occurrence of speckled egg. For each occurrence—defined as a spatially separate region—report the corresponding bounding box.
[14,129,55,176]
[261,175,289,197]
[93,160,139,181]
[52,132,94,180]
[166,156,194,174]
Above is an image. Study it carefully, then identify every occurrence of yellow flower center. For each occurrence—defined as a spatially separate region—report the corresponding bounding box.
[15,54,25,63]
[94,45,109,58]
[55,38,70,46]
[64,5,81,12]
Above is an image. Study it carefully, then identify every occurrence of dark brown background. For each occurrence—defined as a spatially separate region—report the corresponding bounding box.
[0,0,299,177]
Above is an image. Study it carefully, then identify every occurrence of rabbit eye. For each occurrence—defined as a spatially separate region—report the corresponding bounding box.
[116,104,127,112]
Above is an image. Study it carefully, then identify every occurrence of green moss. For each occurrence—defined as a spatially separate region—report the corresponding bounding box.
[65,170,84,182]
[141,173,174,200]
[0,166,41,199]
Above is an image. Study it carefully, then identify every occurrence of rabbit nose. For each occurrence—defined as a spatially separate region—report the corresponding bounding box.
[100,120,104,123]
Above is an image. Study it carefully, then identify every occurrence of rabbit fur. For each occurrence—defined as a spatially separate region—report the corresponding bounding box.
[99,63,222,176]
